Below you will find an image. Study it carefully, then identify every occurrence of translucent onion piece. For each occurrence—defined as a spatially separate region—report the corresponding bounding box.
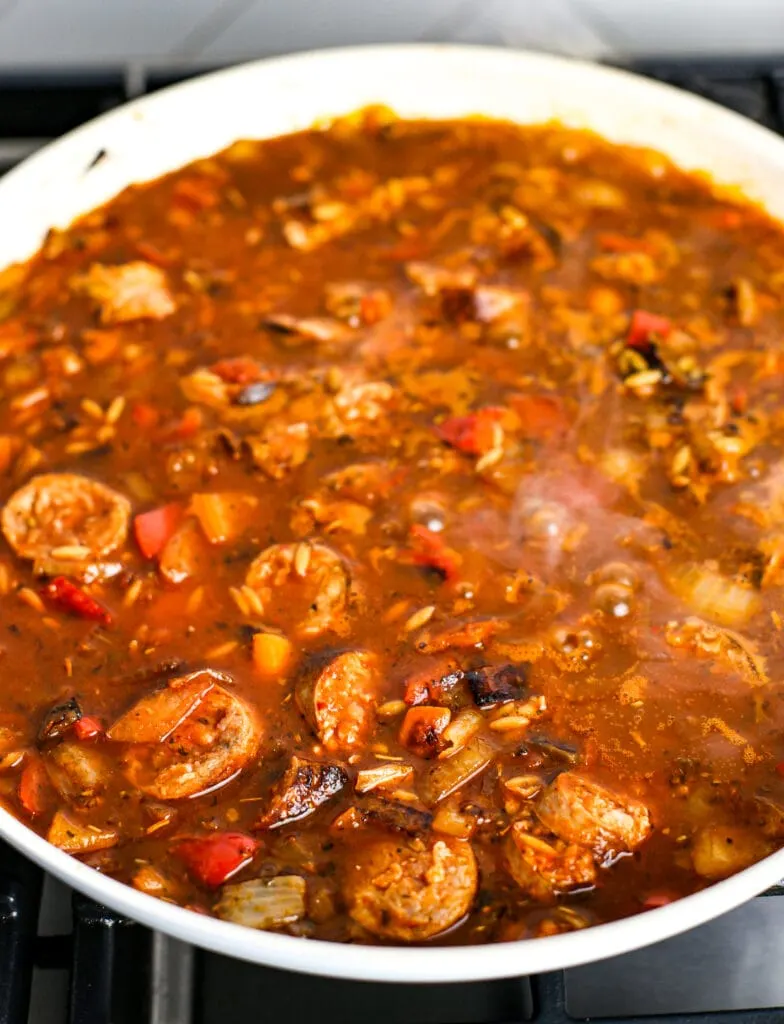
[47,810,118,854]
[214,876,306,930]
[691,825,769,880]
[666,563,761,626]
[432,801,477,838]
[440,708,483,756]
[355,763,413,794]
[419,733,496,805]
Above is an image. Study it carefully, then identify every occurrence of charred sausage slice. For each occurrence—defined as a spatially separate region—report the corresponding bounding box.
[255,756,348,829]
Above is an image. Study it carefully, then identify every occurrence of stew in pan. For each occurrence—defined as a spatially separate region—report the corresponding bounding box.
[0,109,783,944]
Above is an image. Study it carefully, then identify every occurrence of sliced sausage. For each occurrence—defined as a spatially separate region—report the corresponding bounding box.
[357,795,433,837]
[295,650,378,752]
[255,756,348,829]
[504,824,596,902]
[37,698,83,745]
[344,836,477,941]
[2,473,130,561]
[466,663,529,707]
[536,772,651,855]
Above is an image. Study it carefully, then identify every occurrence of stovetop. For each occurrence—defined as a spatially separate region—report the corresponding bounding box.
[2,56,784,1024]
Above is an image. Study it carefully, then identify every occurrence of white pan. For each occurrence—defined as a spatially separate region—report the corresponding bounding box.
[0,44,783,983]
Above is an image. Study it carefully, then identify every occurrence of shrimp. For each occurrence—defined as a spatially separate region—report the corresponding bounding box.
[536,772,652,856]
[404,261,478,295]
[296,650,378,752]
[245,541,361,637]
[417,618,508,654]
[45,741,107,805]
[108,670,261,800]
[344,836,477,941]
[664,617,767,686]
[107,669,217,744]
[332,379,394,426]
[261,313,352,346]
[504,823,596,902]
[323,461,398,505]
[2,473,130,562]
[292,497,373,536]
[71,261,175,323]
[245,422,310,481]
[291,460,396,535]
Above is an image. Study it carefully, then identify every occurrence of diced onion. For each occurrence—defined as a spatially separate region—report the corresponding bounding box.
[47,810,118,854]
[432,801,476,838]
[215,876,307,930]
[439,708,483,757]
[122,471,156,503]
[666,563,761,626]
[691,825,768,880]
[355,763,413,793]
[419,733,496,805]
[504,774,544,800]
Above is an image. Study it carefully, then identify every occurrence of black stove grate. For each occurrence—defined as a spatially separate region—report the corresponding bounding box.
[1,58,784,1024]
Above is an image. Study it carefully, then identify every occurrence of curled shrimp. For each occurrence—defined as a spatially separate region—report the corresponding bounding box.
[108,670,261,800]
[244,541,361,637]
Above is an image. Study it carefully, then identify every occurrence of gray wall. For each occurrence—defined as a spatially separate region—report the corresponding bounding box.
[0,0,782,69]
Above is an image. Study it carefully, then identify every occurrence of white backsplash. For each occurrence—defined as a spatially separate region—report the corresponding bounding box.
[0,0,780,67]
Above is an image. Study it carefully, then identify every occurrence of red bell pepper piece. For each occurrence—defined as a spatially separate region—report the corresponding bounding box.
[359,290,392,326]
[134,504,184,560]
[131,402,160,430]
[18,757,51,816]
[435,407,505,456]
[627,309,672,348]
[134,241,171,266]
[210,356,264,385]
[718,209,743,230]
[41,577,111,625]
[597,233,654,254]
[730,386,748,416]
[163,407,203,442]
[775,762,784,778]
[403,678,430,706]
[72,716,104,741]
[642,891,677,910]
[172,177,219,211]
[172,832,260,888]
[410,524,460,581]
